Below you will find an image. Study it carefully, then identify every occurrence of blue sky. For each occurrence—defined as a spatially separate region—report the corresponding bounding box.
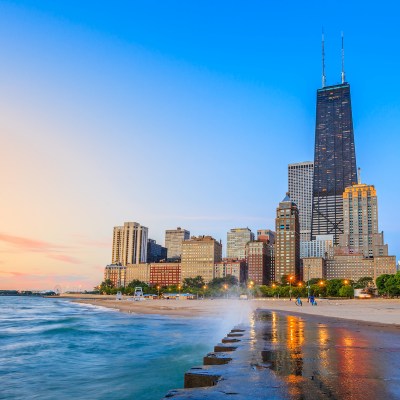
[0,1,399,289]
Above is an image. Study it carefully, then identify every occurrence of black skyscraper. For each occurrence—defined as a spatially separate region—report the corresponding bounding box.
[311,83,357,244]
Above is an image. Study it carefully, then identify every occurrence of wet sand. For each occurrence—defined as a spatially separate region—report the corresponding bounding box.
[63,294,400,326]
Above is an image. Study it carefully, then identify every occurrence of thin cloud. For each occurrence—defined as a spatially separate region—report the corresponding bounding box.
[0,233,81,264]
[0,233,67,252]
[47,254,81,264]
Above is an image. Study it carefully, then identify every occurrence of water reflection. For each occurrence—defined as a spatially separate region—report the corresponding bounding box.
[255,310,400,399]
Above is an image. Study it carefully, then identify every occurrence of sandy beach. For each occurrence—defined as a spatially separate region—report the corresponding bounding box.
[61,294,400,326]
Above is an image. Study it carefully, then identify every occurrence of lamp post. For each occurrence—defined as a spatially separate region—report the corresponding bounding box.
[157,285,160,298]
[203,285,207,299]
[223,284,228,299]
[307,265,311,300]
[289,276,294,301]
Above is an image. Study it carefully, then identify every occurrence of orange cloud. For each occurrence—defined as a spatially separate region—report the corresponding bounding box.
[47,254,81,264]
[0,233,81,264]
[0,233,67,252]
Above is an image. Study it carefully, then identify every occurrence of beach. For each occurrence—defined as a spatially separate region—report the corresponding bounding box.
[62,294,400,326]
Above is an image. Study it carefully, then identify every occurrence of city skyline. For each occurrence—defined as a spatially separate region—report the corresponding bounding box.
[1,1,399,290]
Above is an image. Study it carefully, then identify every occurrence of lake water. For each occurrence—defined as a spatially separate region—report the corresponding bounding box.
[0,297,225,400]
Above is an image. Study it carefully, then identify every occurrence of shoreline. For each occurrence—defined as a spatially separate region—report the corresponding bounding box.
[61,295,400,328]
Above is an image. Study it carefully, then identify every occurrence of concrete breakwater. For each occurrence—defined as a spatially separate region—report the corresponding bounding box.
[162,309,400,399]
[162,310,290,399]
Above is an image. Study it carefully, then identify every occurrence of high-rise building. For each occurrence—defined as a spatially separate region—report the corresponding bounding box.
[181,236,222,283]
[300,234,334,259]
[227,228,254,259]
[111,226,124,264]
[147,239,167,263]
[245,241,274,285]
[275,193,300,281]
[288,162,314,241]
[165,227,190,260]
[340,179,388,258]
[111,222,148,265]
[311,81,357,244]
[257,229,276,244]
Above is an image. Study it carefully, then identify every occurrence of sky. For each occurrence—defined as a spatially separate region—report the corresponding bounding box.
[1,1,399,290]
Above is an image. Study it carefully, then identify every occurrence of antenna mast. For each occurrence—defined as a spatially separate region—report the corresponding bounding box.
[357,167,361,185]
[341,32,345,84]
[322,30,326,87]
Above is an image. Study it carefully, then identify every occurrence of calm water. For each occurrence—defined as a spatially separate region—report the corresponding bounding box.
[0,297,223,400]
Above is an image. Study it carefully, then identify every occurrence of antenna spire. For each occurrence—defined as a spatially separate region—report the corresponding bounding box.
[357,167,361,185]
[341,31,345,84]
[322,29,326,87]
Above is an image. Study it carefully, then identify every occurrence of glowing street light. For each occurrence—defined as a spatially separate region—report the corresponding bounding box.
[289,276,294,301]
[157,285,160,298]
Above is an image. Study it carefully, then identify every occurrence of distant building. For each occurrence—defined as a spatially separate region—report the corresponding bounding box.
[147,239,167,263]
[125,263,150,285]
[165,227,190,260]
[181,236,222,283]
[257,229,276,244]
[325,247,397,281]
[150,263,181,286]
[214,259,247,283]
[227,228,254,260]
[104,264,126,288]
[302,258,326,281]
[340,179,388,258]
[245,241,273,285]
[274,193,300,281]
[288,161,314,241]
[300,235,334,259]
[112,222,148,265]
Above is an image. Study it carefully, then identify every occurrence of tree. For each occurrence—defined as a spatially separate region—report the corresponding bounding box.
[183,276,205,289]
[339,285,354,298]
[376,274,392,295]
[354,277,373,289]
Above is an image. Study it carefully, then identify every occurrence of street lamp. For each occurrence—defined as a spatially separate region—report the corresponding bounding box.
[289,276,294,301]
[223,284,228,299]
[178,285,181,296]
[203,285,207,299]
[307,265,311,300]
[157,285,160,298]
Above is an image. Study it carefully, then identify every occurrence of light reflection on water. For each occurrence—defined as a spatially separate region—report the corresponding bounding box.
[256,310,400,399]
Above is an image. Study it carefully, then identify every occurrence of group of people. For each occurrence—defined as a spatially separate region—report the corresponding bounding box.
[295,295,317,306]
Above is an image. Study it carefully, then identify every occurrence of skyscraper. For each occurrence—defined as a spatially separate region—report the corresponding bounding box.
[288,162,314,241]
[275,193,300,281]
[165,227,190,260]
[111,222,148,265]
[227,228,254,259]
[340,176,388,258]
[311,35,357,244]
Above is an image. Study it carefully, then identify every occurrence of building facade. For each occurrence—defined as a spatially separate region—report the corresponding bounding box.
[245,241,270,285]
[340,181,388,258]
[165,227,190,260]
[301,257,326,281]
[257,229,276,244]
[149,263,181,286]
[311,83,357,244]
[147,239,167,263]
[288,161,314,241]
[125,263,150,285]
[227,228,254,260]
[275,193,300,281]
[214,258,247,283]
[104,264,126,288]
[181,236,222,283]
[300,234,334,259]
[112,222,148,265]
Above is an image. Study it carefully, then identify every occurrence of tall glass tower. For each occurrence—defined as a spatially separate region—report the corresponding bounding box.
[311,83,357,244]
[311,34,357,244]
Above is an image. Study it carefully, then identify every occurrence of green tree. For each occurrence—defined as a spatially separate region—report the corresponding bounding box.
[384,273,400,297]
[183,276,205,289]
[376,274,392,295]
[354,276,373,289]
[326,279,344,297]
[339,285,354,298]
